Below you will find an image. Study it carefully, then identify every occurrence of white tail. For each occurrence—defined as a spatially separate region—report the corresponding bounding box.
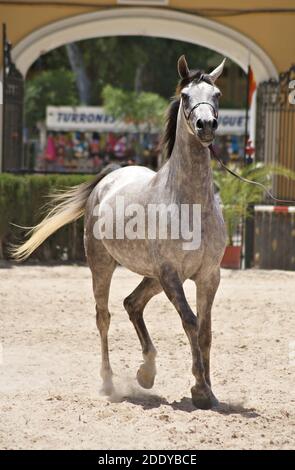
[11,165,118,261]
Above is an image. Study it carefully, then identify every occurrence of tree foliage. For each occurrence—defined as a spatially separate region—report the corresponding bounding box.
[24,69,79,128]
[25,36,244,129]
[28,36,224,104]
[102,85,168,129]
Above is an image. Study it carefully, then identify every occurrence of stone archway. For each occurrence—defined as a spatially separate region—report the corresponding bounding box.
[12,7,277,83]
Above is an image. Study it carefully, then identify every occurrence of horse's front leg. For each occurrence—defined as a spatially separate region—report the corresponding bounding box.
[192,268,220,387]
[123,277,162,389]
[159,264,218,409]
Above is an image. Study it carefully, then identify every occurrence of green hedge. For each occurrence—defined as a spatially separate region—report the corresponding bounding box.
[0,173,93,261]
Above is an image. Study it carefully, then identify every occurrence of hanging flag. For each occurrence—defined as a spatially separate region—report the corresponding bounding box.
[248,66,257,107]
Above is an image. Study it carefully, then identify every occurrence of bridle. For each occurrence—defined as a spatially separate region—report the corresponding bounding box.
[182,101,218,122]
[181,73,219,123]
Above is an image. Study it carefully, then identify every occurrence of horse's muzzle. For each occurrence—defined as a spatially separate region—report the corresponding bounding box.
[196,117,217,145]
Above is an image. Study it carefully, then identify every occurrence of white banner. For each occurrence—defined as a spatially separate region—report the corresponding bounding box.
[46,106,248,135]
[46,106,131,132]
[218,109,248,135]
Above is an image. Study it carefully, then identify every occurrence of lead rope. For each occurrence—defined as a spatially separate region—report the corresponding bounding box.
[209,144,295,205]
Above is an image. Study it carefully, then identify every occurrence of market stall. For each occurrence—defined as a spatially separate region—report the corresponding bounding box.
[34,106,160,173]
[32,106,249,173]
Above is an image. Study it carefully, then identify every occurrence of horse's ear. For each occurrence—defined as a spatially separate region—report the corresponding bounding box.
[209,58,226,83]
[178,55,190,79]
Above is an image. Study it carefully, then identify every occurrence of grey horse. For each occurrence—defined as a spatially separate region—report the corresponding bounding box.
[13,56,226,409]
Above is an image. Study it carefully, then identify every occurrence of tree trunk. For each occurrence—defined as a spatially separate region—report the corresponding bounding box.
[65,43,92,105]
[0,237,3,260]
[134,64,145,93]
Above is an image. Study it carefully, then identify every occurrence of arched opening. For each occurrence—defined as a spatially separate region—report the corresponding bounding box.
[24,34,250,174]
[4,6,277,171]
[12,8,277,82]
[1,7,279,171]
[5,8,278,163]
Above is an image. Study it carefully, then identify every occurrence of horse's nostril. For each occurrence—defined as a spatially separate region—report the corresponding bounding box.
[212,118,218,130]
[196,119,204,129]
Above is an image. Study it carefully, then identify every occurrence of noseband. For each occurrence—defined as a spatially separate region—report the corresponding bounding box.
[183,101,218,122]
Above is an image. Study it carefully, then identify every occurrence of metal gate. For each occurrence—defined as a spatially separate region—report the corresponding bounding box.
[254,206,295,271]
[2,25,24,172]
[255,65,295,200]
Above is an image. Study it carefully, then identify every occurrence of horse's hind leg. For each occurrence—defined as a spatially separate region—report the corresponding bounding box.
[123,277,162,389]
[89,247,116,395]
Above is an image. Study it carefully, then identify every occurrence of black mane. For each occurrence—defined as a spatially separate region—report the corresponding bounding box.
[160,69,213,160]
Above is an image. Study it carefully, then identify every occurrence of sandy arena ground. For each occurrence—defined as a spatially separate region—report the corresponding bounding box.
[0,264,294,450]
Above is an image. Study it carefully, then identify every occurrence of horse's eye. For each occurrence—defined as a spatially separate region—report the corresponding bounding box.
[181,93,189,103]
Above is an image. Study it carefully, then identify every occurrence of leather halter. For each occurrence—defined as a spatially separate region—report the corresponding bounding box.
[182,101,218,122]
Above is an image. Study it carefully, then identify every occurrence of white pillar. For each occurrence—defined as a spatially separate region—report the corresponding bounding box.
[249,89,257,147]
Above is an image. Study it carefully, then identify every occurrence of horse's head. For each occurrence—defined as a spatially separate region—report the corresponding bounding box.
[178,55,225,147]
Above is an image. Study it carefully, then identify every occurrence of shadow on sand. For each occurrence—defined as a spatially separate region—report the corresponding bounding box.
[116,392,260,418]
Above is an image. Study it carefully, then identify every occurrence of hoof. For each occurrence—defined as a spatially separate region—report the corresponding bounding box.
[191,386,219,410]
[136,363,156,389]
[100,379,114,396]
